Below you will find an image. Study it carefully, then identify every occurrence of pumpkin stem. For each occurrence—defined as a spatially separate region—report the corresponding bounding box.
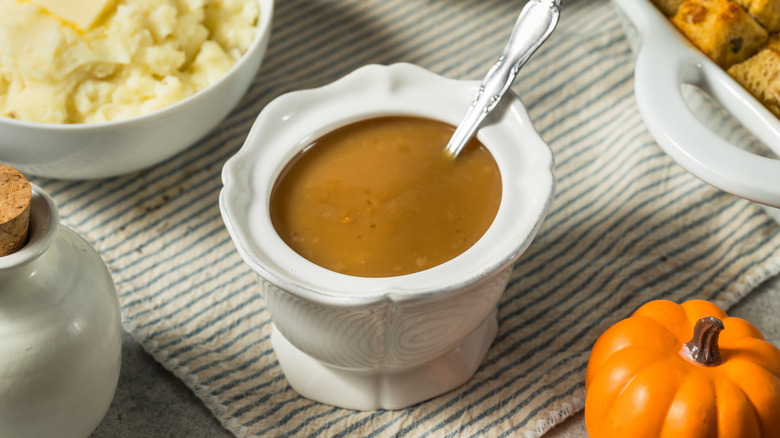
[682,316,725,366]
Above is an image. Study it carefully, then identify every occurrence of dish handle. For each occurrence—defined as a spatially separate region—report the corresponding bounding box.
[633,27,780,208]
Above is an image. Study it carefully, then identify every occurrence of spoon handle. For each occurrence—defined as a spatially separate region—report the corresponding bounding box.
[445,0,561,158]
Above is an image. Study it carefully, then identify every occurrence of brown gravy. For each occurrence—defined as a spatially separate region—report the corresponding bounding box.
[270,116,502,277]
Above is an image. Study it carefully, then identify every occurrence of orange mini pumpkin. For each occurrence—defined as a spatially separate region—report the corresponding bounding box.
[585,299,780,437]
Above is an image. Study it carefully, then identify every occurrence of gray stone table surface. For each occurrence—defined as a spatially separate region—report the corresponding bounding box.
[90,275,780,438]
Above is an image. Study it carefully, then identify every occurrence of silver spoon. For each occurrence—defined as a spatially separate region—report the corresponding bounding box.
[444,0,561,158]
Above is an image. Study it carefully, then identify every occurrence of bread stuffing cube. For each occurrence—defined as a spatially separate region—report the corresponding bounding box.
[672,0,768,68]
[767,34,780,52]
[734,0,780,32]
[728,35,780,117]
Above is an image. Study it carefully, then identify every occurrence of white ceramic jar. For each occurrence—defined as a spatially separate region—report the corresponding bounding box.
[0,184,121,437]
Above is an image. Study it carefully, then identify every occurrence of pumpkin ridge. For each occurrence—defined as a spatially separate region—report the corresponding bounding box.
[726,352,779,377]
[596,345,667,409]
[663,370,718,437]
[718,316,766,343]
[714,375,763,437]
[629,314,685,347]
[723,360,780,436]
[681,300,728,323]
[631,309,689,345]
[722,337,780,375]
[604,358,683,436]
[586,316,679,386]
[586,345,671,436]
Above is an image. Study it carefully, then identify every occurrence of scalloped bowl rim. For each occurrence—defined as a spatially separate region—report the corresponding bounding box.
[220,63,556,307]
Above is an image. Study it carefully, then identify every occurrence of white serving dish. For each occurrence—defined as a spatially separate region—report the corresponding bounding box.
[0,0,273,180]
[612,0,780,208]
[219,63,556,410]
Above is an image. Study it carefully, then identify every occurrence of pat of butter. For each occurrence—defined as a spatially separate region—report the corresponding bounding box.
[28,0,116,31]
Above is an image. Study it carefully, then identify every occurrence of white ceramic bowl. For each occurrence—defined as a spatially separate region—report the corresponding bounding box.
[612,0,780,207]
[0,0,273,180]
[220,63,556,410]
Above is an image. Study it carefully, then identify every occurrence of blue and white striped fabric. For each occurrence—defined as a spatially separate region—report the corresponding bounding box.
[34,0,780,436]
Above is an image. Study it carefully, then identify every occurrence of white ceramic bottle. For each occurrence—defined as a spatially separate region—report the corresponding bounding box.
[0,182,121,438]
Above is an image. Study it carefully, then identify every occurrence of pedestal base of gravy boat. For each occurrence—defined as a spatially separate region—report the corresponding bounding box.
[272,308,498,411]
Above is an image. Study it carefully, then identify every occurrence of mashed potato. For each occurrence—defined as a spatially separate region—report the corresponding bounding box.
[0,0,259,123]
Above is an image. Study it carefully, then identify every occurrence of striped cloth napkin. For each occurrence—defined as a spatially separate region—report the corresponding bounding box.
[34,0,780,436]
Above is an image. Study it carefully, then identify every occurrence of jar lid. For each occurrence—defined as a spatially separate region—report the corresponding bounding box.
[0,165,31,257]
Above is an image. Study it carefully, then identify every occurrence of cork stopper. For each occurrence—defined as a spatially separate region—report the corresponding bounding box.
[0,165,31,257]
